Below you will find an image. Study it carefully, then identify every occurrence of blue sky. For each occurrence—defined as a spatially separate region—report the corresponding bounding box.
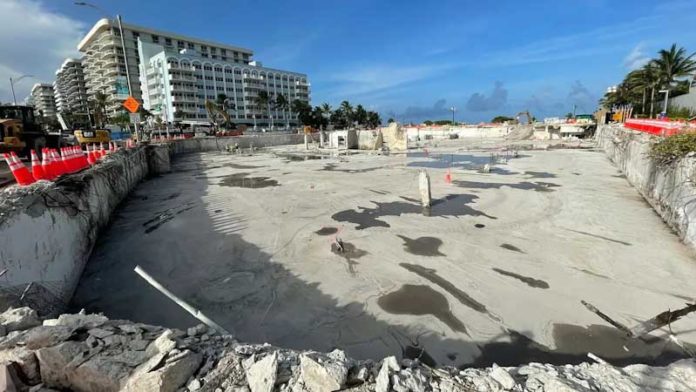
[3,0,696,123]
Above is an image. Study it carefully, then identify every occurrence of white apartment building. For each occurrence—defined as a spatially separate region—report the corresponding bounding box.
[53,58,89,115]
[78,18,287,117]
[30,84,57,119]
[138,40,310,127]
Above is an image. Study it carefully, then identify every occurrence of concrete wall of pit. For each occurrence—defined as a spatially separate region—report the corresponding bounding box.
[596,125,696,250]
[0,134,304,315]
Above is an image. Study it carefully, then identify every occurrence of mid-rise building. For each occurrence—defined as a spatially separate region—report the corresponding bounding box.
[30,83,57,119]
[54,58,89,115]
[77,18,309,124]
[138,40,309,127]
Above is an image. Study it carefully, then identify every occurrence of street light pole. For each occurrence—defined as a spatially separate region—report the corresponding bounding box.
[9,75,33,105]
[450,106,456,126]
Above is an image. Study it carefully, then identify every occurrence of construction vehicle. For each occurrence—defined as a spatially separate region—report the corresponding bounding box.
[74,129,111,146]
[56,112,111,146]
[0,105,63,157]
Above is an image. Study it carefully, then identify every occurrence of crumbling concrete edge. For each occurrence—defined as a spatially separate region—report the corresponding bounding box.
[0,146,170,315]
[596,125,696,250]
[1,306,694,392]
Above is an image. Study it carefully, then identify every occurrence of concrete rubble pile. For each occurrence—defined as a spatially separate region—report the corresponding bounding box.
[0,307,694,392]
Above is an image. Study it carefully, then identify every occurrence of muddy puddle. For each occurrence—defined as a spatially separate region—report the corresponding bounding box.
[219,173,279,188]
[378,284,467,334]
[315,227,338,236]
[400,263,488,314]
[397,235,444,256]
[523,171,556,179]
[332,195,495,230]
[454,180,561,192]
[406,153,523,170]
[492,268,549,289]
[321,163,383,173]
[275,153,328,162]
[331,241,368,274]
[500,243,524,253]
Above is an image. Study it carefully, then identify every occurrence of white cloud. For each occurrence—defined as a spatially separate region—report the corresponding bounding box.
[623,44,650,70]
[325,63,454,98]
[0,0,85,103]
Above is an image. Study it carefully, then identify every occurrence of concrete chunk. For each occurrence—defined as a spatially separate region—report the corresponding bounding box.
[0,307,40,332]
[245,352,278,392]
[122,350,201,392]
[299,352,348,392]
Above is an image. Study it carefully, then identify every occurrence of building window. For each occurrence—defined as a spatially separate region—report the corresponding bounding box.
[211,55,217,59]
[215,77,223,82]
[202,54,208,58]
[204,65,212,71]
[177,40,184,48]
[151,34,159,43]
[188,42,194,49]
[132,31,140,38]
[211,47,217,53]
[201,45,207,52]
[214,67,222,72]
[221,57,227,61]
[165,38,172,46]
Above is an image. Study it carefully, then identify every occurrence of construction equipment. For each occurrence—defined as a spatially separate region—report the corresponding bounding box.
[515,111,534,125]
[57,112,112,147]
[0,105,63,157]
[74,129,111,146]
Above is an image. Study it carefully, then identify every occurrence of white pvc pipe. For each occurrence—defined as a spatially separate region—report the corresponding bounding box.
[134,265,230,335]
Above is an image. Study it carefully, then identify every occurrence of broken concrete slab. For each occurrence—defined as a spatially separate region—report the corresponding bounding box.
[0,346,40,384]
[245,352,278,392]
[0,307,40,333]
[43,312,108,330]
[298,351,348,392]
[122,350,201,392]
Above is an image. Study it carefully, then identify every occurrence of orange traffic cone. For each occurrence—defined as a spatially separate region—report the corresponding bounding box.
[5,152,35,186]
[51,149,66,177]
[30,150,46,181]
[41,149,55,180]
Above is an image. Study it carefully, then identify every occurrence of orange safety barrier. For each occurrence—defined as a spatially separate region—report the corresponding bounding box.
[624,119,696,137]
[30,150,46,181]
[3,152,35,186]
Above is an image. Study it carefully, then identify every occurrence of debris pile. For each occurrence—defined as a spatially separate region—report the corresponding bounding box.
[0,307,694,391]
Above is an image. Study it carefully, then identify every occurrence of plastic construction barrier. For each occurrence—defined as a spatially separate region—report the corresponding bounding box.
[624,119,696,137]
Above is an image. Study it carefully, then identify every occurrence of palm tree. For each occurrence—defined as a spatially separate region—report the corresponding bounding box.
[254,90,274,129]
[339,101,354,128]
[90,91,108,128]
[654,44,696,86]
[354,104,368,127]
[274,93,289,128]
[205,100,222,129]
[216,93,235,127]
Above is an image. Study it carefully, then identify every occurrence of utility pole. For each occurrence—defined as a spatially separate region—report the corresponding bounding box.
[450,106,456,126]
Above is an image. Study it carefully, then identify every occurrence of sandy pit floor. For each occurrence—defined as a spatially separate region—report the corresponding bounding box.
[71,142,696,368]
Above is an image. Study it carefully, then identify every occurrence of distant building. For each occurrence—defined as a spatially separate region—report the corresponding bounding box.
[53,58,89,116]
[138,41,309,127]
[77,18,310,125]
[30,83,57,119]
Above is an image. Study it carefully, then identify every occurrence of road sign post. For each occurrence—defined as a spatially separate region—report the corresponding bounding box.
[123,96,141,141]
